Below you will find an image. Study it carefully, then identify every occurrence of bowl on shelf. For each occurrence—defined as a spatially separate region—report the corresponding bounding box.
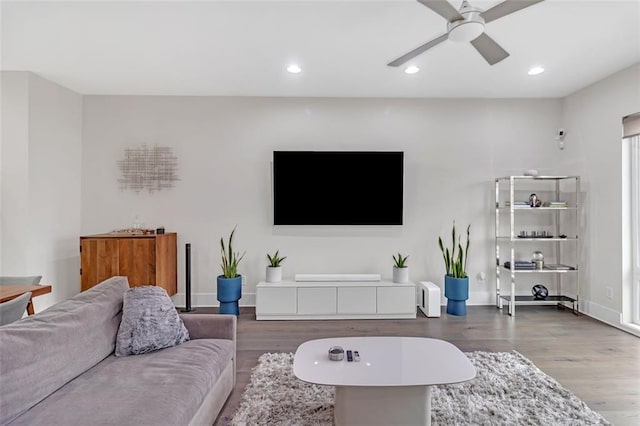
[532,251,544,269]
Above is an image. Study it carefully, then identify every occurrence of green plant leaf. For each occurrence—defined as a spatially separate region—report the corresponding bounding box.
[267,250,286,267]
[393,253,409,268]
[451,221,456,264]
[438,221,470,279]
[220,226,244,278]
[464,224,470,275]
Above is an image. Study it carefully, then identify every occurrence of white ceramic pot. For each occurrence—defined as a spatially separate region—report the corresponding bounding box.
[393,266,409,283]
[266,266,282,283]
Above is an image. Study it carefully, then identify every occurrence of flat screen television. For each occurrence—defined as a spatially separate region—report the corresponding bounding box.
[273,151,404,225]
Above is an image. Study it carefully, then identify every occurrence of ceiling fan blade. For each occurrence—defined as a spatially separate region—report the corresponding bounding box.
[388,33,449,67]
[480,0,545,24]
[470,33,509,65]
[417,0,464,22]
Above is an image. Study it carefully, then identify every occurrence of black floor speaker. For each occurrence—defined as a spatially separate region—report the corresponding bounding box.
[180,243,195,312]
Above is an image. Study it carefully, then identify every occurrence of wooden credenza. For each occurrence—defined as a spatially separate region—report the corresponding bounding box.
[80,233,177,295]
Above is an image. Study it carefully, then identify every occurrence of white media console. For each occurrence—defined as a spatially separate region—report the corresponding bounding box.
[256,275,416,320]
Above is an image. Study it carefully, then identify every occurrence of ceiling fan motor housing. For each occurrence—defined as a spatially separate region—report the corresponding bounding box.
[447,3,485,43]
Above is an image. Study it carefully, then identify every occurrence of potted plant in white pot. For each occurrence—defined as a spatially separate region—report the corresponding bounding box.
[438,221,470,316]
[217,226,245,316]
[392,253,409,283]
[266,250,286,283]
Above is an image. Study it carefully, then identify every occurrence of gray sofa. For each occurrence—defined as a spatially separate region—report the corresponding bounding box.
[0,276,236,425]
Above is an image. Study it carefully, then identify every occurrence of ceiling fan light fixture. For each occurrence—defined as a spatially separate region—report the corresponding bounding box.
[286,64,302,74]
[448,20,484,43]
[404,66,420,74]
[528,66,545,76]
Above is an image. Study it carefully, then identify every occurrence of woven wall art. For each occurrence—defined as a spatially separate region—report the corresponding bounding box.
[117,145,179,192]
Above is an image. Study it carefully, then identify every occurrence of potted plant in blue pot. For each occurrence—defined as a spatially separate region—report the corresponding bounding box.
[438,222,470,316]
[217,226,245,315]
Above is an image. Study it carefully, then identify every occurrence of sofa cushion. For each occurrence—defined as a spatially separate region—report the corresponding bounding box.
[115,286,189,357]
[0,276,129,424]
[7,339,234,426]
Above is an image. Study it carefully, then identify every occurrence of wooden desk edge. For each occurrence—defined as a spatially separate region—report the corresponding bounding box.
[0,285,52,315]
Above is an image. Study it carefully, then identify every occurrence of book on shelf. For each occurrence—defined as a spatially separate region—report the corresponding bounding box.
[544,264,575,270]
[548,201,568,208]
[505,201,530,208]
[504,261,536,270]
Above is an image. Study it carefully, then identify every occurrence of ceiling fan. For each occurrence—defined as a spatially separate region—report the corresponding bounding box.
[388,0,545,67]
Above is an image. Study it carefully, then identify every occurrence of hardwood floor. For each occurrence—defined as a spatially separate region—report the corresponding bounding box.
[208,306,640,425]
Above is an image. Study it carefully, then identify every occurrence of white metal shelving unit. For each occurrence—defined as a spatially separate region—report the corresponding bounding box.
[495,176,580,316]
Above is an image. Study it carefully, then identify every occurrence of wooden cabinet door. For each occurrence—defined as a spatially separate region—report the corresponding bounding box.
[80,239,119,291]
[156,233,177,295]
[118,238,156,287]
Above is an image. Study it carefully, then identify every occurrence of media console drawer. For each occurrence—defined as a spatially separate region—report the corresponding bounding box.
[256,280,416,320]
[377,286,416,314]
[298,287,336,315]
[256,287,296,314]
[337,287,376,314]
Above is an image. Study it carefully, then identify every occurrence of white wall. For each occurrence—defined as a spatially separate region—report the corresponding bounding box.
[1,72,30,274]
[4,69,637,319]
[0,71,83,310]
[82,96,563,306]
[560,64,640,331]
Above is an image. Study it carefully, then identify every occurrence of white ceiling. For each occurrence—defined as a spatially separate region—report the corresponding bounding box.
[1,0,639,98]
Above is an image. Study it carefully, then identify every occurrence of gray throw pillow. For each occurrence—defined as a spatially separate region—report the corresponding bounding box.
[115,286,189,357]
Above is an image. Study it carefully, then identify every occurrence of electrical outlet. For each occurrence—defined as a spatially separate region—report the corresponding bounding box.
[242,275,246,286]
[557,128,566,150]
[605,287,613,299]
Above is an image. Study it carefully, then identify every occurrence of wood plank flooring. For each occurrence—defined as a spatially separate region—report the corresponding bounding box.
[205,306,640,425]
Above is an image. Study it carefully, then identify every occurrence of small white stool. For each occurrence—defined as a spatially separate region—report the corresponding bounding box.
[417,281,441,317]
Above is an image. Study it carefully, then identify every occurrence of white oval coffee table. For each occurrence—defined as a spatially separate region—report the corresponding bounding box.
[293,336,476,426]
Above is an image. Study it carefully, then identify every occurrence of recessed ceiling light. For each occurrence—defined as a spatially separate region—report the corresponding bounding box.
[404,66,420,74]
[528,66,545,76]
[287,64,302,74]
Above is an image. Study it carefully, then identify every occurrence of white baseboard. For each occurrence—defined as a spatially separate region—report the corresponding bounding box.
[581,300,622,324]
[468,291,494,306]
[172,292,639,337]
[172,292,257,308]
[619,322,640,337]
[171,291,519,310]
[581,300,639,337]
[438,290,494,306]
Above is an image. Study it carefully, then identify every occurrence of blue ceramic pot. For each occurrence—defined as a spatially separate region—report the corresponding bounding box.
[444,275,469,316]
[217,275,242,316]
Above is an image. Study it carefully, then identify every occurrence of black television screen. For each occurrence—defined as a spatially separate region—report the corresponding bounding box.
[273,151,403,225]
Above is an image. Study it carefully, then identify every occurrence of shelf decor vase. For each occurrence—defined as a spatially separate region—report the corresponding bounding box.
[444,275,469,316]
[266,266,282,283]
[393,266,409,283]
[217,275,242,316]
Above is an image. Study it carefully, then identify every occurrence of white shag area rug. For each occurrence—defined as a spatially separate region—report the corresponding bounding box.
[230,351,609,426]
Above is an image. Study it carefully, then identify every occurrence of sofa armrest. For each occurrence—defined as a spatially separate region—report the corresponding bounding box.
[181,314,237,387]
[180,314,237,342]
